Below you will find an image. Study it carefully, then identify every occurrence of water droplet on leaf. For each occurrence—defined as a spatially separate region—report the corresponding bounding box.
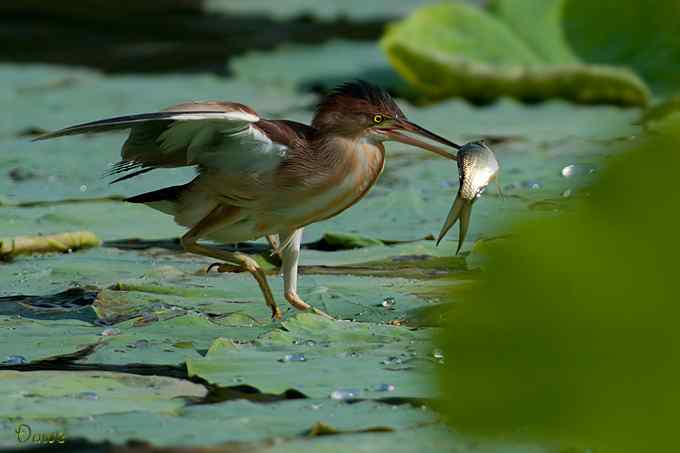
[381,297,396,308]
[2,355,28,365]
[134,339,150,349]
[561,164,594,178]
[75,391,98,400]
[101,328,121,337]
[521,180,542,190]
[279,353,306,363]
[381,356,403,366]
[330,388,360,400]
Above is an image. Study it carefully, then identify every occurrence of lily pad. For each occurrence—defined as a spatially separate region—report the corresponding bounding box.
[188,313,438,398]
[380,2,650,105]
[0,400,442,448]
[264,425,550,453]
[77,315,270,366]
[0,317,100,363]
[230,40,407,94]
[206,0,448,21]
[0,370,206,419]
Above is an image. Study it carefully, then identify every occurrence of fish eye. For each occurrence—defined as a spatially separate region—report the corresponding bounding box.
[373,114,384,124]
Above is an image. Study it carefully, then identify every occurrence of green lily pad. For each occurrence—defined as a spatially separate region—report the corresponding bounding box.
[188,313,439,398]
[380,2,650,105]
[206,0,449,21]
[77,315,271,366]
[230,40,407,94]
[0,400,441,448]
[264,425,551,453]
[0,370,206,419]
[0,317,100,363]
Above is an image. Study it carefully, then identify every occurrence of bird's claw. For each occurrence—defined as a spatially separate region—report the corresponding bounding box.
[308,306,334,320]
[285,290,334,320]
[271,306,283,321]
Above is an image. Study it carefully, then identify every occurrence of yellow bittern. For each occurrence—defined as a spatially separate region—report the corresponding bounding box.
[36,81,460,319]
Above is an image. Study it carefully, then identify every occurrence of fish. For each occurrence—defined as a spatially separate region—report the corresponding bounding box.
[436,140,500,254]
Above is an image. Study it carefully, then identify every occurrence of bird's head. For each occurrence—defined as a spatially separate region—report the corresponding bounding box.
[312,80,460,159]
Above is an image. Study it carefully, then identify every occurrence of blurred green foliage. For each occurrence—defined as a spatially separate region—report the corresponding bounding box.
[563,0,680,97]
[438,115,680,451]
[381,0,680,105]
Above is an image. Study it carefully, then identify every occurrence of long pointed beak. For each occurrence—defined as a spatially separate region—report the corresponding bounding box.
[378,119,460,160]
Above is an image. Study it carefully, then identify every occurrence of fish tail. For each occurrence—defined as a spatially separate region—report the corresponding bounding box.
[436,194,471,248]
[456,200,472,255]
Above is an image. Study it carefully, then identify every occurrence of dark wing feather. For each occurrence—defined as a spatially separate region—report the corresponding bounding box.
[33,110,256,141]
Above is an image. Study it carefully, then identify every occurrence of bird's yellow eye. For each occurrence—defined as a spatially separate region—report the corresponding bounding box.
[373,114,384,124]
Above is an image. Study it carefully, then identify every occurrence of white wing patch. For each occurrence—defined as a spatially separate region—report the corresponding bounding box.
[153,110,288,174]
[165,111,258,123]
[195,125,288,174]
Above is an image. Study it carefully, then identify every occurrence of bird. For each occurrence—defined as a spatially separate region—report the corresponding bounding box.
[35,80,461,320]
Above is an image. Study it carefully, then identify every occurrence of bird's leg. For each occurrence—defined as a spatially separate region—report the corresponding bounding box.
[181,205,282,320]
[266,234,280,256]
[279,228,333,320]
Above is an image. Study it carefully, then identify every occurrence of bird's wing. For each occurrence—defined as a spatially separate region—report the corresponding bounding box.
[34,101,289,182]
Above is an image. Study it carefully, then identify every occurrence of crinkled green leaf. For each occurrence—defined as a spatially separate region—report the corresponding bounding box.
[381,2,650,105]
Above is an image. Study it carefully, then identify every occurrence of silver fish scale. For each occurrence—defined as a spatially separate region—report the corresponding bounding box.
[457,141,499,200]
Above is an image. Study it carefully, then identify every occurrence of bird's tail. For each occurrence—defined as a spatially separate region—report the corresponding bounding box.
[436,193,473,255]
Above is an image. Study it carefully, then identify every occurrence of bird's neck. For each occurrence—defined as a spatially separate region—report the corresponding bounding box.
[311,133,384,176]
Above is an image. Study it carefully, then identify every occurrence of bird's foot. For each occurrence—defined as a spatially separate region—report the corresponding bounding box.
[206,261,282,321]
[285,290,334,320]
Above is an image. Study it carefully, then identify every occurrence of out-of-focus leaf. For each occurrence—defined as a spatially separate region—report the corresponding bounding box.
[206,0,452,21]
[380,3,650,105]
[563,0,680,97]
[489,0,578,64]
[0,230,100,259]
[230,40,408,94]
[639,95,680,132]
[438,117,680,451]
